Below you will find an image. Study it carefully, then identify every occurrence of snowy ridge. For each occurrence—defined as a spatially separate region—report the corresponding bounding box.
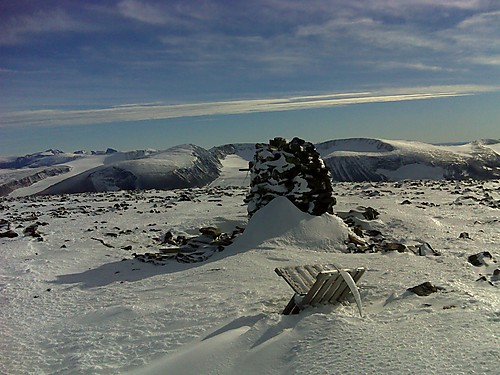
[316,138,500,181]
[37,144,221,195]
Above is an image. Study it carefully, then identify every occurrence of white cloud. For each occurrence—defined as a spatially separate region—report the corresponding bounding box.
[2,85,497,129]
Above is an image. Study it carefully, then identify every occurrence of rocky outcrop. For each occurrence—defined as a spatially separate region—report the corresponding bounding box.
[245,137,336,217]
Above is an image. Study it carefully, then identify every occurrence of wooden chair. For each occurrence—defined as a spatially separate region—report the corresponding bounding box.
[275,264,365,316]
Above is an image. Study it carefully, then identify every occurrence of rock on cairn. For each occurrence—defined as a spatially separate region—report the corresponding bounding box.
[245,137,336,217]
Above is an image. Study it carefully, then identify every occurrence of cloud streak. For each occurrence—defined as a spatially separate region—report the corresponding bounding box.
[2,85,497,129]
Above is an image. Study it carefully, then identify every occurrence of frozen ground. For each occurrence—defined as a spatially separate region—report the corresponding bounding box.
[1,155,499,374]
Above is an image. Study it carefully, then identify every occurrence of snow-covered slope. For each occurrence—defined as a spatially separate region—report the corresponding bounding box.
[316,138,500,181]
[36,144,221,195]
[1,172,498,374]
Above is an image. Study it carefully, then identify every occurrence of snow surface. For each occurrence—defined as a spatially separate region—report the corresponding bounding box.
[1,160,499,374]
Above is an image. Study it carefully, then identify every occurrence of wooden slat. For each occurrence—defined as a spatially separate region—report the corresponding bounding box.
[299,272,331,306]
[308,271,341,305]
[305,265,322,278]
[275,267,310,295]
[295,266,316,288]
[322,273,347,302]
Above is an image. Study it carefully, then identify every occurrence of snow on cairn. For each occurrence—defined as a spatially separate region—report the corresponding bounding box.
[245,137,336,217]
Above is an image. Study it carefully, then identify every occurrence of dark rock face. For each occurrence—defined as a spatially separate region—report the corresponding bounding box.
[245,137,336,217]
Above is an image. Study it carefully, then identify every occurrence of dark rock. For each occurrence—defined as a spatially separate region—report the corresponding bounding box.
[383,242,407,253]
[408,282,444,296]
[199,226,222,239]
[0,230,18,238]
[122,245,133,251]
[362,207,380,220]
[401,200,412,205]
[468,251,493,266]
[417,242,441,256]
[459,232,471,239]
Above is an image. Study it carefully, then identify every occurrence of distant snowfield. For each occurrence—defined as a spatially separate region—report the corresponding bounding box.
[1,155,499,374]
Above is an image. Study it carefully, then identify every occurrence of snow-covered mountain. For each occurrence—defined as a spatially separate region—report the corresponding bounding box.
[2,138,500,197]
[37,144,221,195]
[317,138,500,181]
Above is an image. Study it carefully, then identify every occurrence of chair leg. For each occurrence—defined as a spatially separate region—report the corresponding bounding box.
[283,295,301,315]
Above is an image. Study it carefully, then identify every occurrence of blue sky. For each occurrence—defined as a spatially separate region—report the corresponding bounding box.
[1,0,499,155]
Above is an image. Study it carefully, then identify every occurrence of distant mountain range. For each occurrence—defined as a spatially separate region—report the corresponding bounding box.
[1,138,499,196]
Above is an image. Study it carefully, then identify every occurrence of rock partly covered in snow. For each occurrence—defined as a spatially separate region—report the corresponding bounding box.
[245,137,336,217]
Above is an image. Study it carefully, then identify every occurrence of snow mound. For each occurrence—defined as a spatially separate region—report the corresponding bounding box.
[229,196,350,251]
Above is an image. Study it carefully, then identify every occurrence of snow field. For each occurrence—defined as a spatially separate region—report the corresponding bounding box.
[1,173,499,374]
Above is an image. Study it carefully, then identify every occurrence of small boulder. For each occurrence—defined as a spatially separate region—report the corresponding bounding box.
[468,251,493,267]
[459,232,471,239]
[408,282,444,296]
[0,230,18,238]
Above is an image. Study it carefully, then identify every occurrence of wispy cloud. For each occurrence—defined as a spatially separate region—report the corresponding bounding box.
[117,0,173,25]
[0,9,91,45]
[2,85,497,129]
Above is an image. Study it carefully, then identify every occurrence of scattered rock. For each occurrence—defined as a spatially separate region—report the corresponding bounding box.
[408,282,444,296]
[382,242,407,253]
[199,226,222,239]
[459,232,471,239]
[23,224,43,240]
[417,242,441,256]
[468,251,493,267]
[0,230,18,238]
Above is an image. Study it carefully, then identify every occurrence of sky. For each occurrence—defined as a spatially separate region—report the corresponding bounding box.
[1,0,499,155]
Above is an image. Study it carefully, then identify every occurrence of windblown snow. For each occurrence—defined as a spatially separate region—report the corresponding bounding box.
[1,153,499,374]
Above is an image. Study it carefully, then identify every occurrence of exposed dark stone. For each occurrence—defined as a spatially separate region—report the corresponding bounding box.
[0,230,18,238]
[199,226,222,239]
[362,207,380,220]
[468,251,493,266]
[459,232,471,239]
[408,282,444,296]
[417,242,441,256]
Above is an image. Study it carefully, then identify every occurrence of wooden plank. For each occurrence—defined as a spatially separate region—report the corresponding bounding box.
[323,273,347,302]
[295,266,316,289]
[309,272,341,305]
[275,267,310,295]
[300,272,331,306]
[301,271,339,306]
[282,295,299,315]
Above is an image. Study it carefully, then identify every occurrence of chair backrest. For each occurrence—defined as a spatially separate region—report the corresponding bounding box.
[275,265,365,316]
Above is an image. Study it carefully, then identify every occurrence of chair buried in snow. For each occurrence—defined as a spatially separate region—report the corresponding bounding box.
[275,264,365,316]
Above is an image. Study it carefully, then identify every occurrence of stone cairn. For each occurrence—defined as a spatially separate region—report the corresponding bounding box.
[245,137,336,217]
